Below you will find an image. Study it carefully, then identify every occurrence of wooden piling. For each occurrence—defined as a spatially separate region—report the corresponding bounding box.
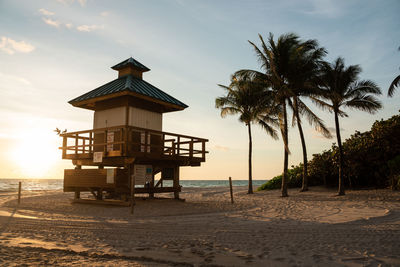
[229,177,234,204]
[18,181,21,204]
[130,164,136,214]
[173,166,180,200]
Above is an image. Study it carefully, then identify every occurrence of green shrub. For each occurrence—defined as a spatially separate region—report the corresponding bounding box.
[388,155,400,190]
[258,165,302,191]
[258,112,400,191]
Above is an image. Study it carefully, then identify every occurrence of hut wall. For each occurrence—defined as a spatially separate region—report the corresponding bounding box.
[93,107,126,129]
[129,107,162,131]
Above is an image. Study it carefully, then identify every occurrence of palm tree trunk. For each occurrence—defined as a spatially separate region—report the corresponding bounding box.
[248,123,253,194]
[334,111,345,196]
[296,109,308,192]
[281,101,289,197]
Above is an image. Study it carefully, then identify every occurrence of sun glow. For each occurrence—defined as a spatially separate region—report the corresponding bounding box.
[11,130,60,178]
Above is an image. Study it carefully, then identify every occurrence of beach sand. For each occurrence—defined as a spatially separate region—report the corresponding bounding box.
[1,186,400,266]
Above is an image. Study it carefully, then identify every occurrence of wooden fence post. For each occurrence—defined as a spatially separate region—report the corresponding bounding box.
[130,164,136,214]
[229,177,234,204]
[18,181,22,204]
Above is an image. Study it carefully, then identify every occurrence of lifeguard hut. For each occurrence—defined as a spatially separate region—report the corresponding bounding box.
[60,57,208,203]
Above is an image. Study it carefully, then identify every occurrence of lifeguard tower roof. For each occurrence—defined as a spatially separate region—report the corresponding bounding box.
[69,57,188,112]
[111,57,150,72]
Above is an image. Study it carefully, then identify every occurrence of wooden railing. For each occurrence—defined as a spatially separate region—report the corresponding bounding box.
[60,125,208,161]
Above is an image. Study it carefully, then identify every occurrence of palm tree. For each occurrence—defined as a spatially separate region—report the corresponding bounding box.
[313,57,382,195]
[287,39,332,192]
[216,74,279,194]
[388,46,400,97]
[236,33,324,197]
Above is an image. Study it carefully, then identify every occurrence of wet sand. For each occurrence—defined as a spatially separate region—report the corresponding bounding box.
[0,186,400,266]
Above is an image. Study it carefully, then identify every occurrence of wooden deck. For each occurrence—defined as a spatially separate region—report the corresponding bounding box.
[60,125,208,167]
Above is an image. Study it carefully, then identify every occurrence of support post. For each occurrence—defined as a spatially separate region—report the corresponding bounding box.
[229,177,234,204]
[202,140,205,160]
[189,140,193,158]
[149,171,155,199]
[18,181,21,204]
[74,165,81,199]
[124,127,128,156]
[177,136,180,156]
[96,189,103,200]
[104,130,108,155]
[130,164,136,214]
[62,136,67,158]
[89,132,93,154]
[173,166,180,199]
[75,134,78,155]
[162,133,165,155]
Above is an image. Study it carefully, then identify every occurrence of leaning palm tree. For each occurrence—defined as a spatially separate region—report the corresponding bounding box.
[287,39,332,191]
[313,57,382,195]
[216,75,279,194]
[388,46,400,97]
[236,33,305,197]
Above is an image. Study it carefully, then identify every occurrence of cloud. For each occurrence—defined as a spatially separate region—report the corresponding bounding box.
[42,17,61,27]
[0,37,35,55]
[100,11,109,17]
[56,0,86,6]
[65,23,73,29]
[76,24,102,32]
[56,0,74,5]
[77,0,87,6]
[38,8,55,16]
[214,145,230,151]
[0,72,31,86]
[302,0,342,18]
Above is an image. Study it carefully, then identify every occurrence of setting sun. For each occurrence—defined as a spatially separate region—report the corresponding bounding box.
[11,130,60,178]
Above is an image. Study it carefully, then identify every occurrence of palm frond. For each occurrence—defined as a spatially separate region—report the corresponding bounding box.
[298,99,332,138]
[234,69,267,82]
[345,80,381,98]
[249,39,269,72]
[388,74,400,97]
[257,119,279,140]
[344,95,382,114]
[219,106,242,118]
[310,96,334,113]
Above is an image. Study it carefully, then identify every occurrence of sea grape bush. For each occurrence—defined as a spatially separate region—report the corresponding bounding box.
[259,112,400,190]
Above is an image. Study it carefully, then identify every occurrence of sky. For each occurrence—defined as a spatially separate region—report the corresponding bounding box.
[0,0,399,180]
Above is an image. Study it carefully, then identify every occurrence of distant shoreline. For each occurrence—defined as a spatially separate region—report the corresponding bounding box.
[0,179,267,192]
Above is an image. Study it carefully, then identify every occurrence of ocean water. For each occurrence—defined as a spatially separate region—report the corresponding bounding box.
[0,179,267,192]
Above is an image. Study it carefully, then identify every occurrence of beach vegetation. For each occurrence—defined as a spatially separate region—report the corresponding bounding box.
[216,74,279,194]
[235,33,302,197]
[388,155,400,190]
[235,33,332,196]
[257,164,302,190]
[285,38,332,192]
[312,57,382,195]
[219,33,396,196]
[258,112,400,191]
